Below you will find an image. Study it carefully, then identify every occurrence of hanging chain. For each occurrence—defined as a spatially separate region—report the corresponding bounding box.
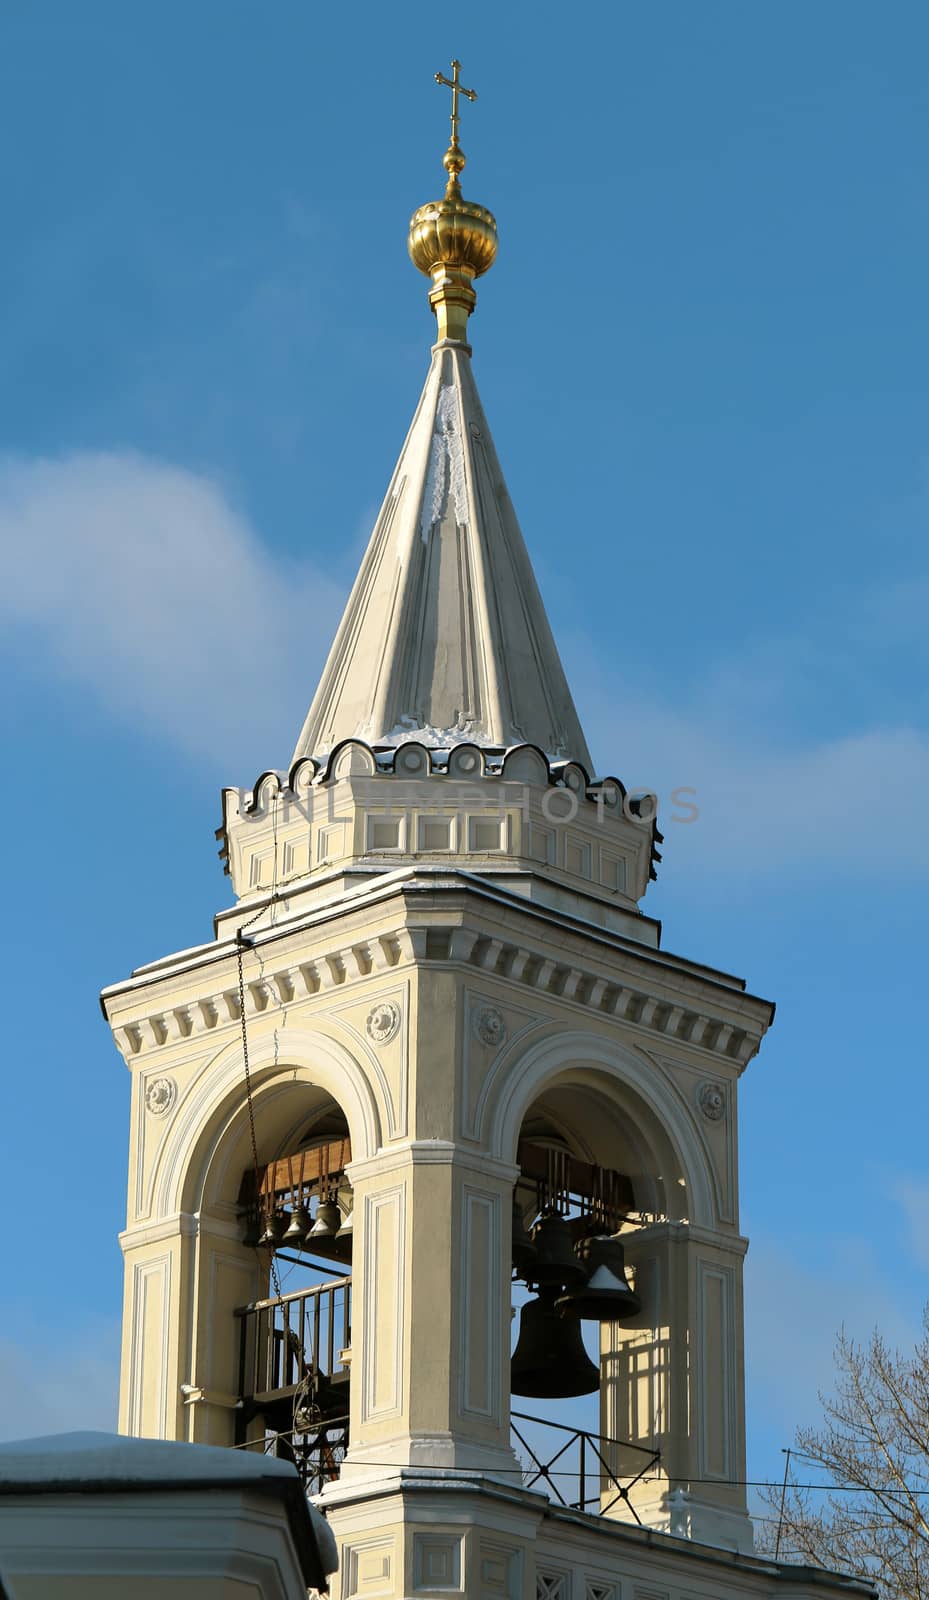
[235,790,283,1300]
[236,925,282,1301]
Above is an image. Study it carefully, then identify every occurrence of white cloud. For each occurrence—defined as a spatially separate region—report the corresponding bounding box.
[578,676,929,878]
[0,452,345,776]
[0,1320,119,1443]
[2,450,927,882]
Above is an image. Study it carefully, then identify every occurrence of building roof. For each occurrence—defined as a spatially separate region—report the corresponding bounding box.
[0,1431,337,1589]
[291,338,593,771]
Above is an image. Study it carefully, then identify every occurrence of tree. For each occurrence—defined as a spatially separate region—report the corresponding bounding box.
[757,1308,929,1600]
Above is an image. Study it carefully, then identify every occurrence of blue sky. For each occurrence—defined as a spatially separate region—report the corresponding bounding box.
[1,0,927,1514]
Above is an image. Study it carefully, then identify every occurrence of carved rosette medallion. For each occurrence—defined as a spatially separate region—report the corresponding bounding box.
[698,1081,726,1122]
[473,1006,507,1048]
[366,1001,401,1045]
[145,1076,177,1117]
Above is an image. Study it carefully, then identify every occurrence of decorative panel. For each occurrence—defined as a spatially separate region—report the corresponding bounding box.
[248,849,275,888]
[367,815,404,851]
[528,824,555,864]
[127,1254,171,1439]
[697,1260,734,1480]
[459,1187,501,1421]
[480,1544,522,1600]
[318,820,349,860]
[413,1534,463,1592]
[469,815,506,851]
[418,815,455,851]
[282,836,311,878]
[564,836,592,878]
[362,1185,406,1420]
[206,1247,258,1396]
[599,850,627,893]
[345,1537,396,1598]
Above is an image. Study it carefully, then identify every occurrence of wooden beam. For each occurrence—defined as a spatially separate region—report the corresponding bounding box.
[239,1137,352,1205]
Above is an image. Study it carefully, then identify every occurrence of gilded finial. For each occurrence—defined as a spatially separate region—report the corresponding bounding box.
[434,59,476,199]
[408,58,498,345]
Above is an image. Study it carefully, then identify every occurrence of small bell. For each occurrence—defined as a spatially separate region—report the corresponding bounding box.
[309,1199,342,1242]
[335,1206,353,1257]
[282,1204,312,1247]
[510,1291,600,1398]
[332,1176,353,1251]
[556,1234,641,1321]
[242,1206,262,1248]
[528,1209,587,1288]
[257,1208,287,1249]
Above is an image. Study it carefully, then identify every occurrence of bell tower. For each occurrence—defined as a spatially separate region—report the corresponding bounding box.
[102,62,778,1595]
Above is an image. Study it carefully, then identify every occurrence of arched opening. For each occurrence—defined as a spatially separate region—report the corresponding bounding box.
[508,1070,683,1521]
[178,1063,372,1484]
[232,1088,357,1489]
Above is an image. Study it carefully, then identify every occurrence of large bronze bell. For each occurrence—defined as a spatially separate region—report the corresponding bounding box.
[528,1209,587,1288]
[556,1234,641,1321]
[511,1290,600,1398]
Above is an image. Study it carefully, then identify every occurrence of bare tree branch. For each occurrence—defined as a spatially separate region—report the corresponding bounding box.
[756,1307,929,1600]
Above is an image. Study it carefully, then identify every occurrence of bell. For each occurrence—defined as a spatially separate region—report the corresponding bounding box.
[309,1199,342,1242]
[510,1291,600,1398]
[257,1208,287,1249]
[333,1178,354,1258]
[556,1234,641,1321]
[334,1206,353,1257]
[528,1209,587,1288]
[242,1207,262,1247]
[282,1204,312,1247]
[511,1197,537,1277]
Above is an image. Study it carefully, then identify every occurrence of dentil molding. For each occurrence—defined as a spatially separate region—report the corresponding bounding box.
[108,920,762,1073]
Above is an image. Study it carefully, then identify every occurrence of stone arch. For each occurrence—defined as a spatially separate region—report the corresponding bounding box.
[152,1025,386,1220]
[488,1028,715,1229]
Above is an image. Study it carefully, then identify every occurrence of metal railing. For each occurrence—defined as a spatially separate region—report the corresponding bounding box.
[236,1275,351,1436]
[235,1282,657,1518]
[511,1410,660,1521]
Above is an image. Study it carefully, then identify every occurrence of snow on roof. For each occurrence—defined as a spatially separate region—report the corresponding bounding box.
[0,1431,298,1489]
[0,1431,338,1581]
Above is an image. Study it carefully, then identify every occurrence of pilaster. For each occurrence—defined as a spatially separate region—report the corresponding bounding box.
[600,1221,752,1552]
[340,1144,520,1483]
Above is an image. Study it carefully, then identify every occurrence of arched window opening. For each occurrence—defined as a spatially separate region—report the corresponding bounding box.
[234,1088,355,1489]
[509,1084,665,1521]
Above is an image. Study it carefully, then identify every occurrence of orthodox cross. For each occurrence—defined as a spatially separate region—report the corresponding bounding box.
[435,59,477,151]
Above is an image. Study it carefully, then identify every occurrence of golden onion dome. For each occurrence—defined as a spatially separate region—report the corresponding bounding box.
[408,60,498,344]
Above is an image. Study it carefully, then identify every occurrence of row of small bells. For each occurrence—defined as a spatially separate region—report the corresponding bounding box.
[245,1191,352,1257]
[511,1203,641,1400]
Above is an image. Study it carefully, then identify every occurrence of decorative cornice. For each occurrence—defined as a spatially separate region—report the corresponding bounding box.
[107,901,768,1072]
[219,738,662,883]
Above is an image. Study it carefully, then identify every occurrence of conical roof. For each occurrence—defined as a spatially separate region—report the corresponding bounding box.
[292,341,593,770]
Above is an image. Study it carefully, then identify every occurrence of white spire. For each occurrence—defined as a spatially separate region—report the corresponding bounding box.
[292,343,593,770]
